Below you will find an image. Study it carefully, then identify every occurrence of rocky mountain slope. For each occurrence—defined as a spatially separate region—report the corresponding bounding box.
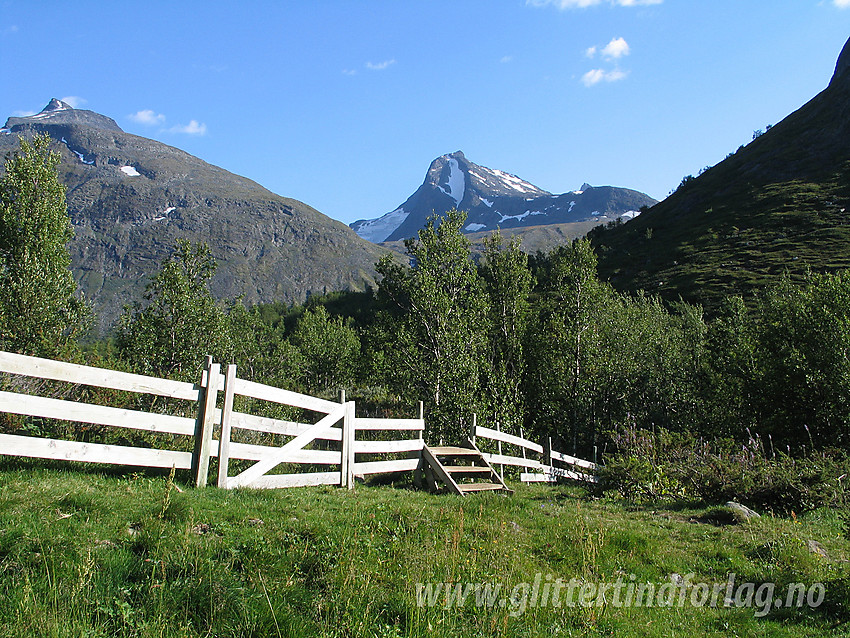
[590,37,850,310]
[0,100,387,332]
[351,151,657,243]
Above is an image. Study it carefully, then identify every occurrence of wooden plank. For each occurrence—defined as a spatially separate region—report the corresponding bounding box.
[352,418,425,431]
[212,441,341,465]
[544,464,599,483]
[474,425,544,454]
[217,364,237,489]
[429,446,479,456]
[232,378,339,415]
[0,433,192,469]
[249,471,341,489]
[520,472,556,483]
[550,449,597,470]
[0,350,199,401]
[227,411,342,441]
[354,458,420,475]
[481,452,543,470]
[228,406,345,488]
[352,438,424,454]
[0,390,196,435]
[457,483,505,492]
[443,465,491,474]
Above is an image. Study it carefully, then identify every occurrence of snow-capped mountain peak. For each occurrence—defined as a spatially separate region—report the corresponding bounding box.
[350,151,657,243]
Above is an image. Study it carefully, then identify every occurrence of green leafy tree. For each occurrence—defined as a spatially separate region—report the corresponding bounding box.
[480,230,532,436]
[0,133,88,356]
[750,271,850,451]
[703,295,757,438]
[374,209,489,441]
[526,239,615,453]
[289,305,360,396]
[117,239,229,380]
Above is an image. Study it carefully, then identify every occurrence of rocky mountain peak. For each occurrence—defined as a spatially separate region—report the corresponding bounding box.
[3,99,123,133]
[350,151,656,243]
[43,98,73,112]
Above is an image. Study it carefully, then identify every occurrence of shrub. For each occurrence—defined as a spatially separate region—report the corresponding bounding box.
[602,424,850,513]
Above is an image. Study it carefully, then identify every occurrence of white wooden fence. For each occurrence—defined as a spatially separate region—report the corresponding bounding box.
[0,351,423,489]
[470,419,598,484]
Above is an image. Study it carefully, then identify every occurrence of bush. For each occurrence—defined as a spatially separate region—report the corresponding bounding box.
[602,424,850,513]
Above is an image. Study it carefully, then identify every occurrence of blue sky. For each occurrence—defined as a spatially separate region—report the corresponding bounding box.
[1,1,849,225]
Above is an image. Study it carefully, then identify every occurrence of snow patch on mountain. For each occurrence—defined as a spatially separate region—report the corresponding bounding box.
[436,158,465,204]
[465,223,487,232]
[120,166,140,177]
[354,207,409,243]
[61,137,95,165]
[481,166,540,194]
[499,210,546,224]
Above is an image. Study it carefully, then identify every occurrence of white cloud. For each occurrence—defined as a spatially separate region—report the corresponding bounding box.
[366,59,396,71]
[500,55,514,63]
[582,68,627,86]
[169,120,207,135]
[129,109,166,126]
[835,0,850,8]
[60,96,86,108]
[601,37,630,59]
[585,46,597,58]
[527,0,661,8]
[342,68,358,76]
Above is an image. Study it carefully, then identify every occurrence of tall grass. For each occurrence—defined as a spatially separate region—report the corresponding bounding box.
[0,460,847,637]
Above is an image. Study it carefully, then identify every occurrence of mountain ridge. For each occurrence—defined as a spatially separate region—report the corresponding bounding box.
[351,150,657,243]
[1,100,387,332]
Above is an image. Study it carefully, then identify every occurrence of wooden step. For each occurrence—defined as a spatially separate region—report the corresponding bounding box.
[443,465,491,474]
[429,446,478,456]
[456,482,506,493]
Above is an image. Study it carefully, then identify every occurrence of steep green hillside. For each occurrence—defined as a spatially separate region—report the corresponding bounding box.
[593,39,850,309]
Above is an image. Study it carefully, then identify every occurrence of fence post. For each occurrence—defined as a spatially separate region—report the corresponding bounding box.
[497,421,504,481]
[470,413,477,445]
[192,357,220,488]
[217,364,237,489]
[340,396,355,489]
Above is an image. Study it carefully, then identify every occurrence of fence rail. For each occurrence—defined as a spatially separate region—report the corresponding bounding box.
[0,351,423,489]
[0,350,594,490]
[471,422,598,484]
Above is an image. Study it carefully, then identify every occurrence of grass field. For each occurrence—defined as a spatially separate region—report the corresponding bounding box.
[0,460,848,637]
